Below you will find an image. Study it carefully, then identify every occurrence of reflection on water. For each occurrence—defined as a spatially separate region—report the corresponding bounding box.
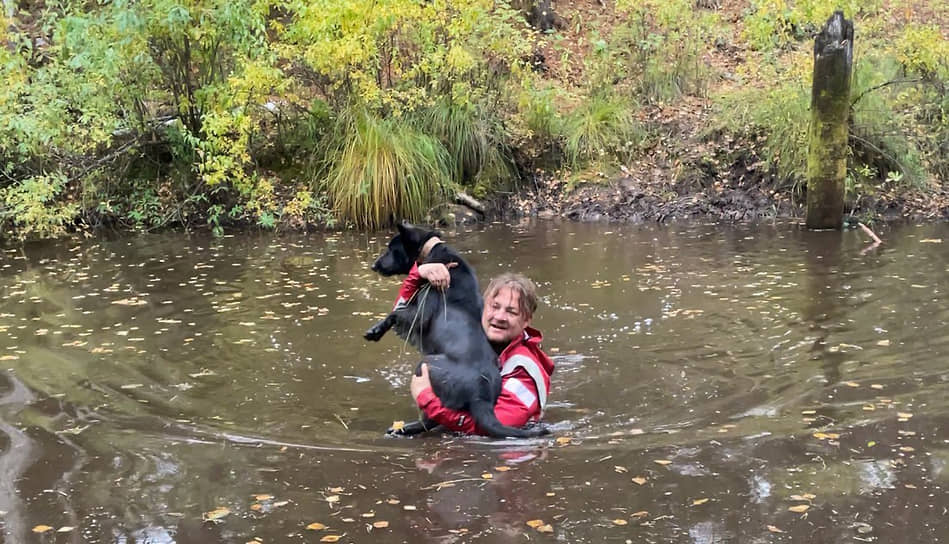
[1,221,948,542]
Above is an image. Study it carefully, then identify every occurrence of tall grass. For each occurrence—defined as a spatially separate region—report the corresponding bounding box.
[416,99,512,189]
[322,110,452,229]
[563,94,642,167]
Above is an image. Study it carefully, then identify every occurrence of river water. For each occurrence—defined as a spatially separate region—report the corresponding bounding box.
[1,220,947,543]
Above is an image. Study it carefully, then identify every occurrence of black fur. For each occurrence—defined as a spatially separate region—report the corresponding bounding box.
[366,222,548,439]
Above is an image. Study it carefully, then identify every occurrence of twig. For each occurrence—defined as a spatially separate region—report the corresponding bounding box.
[857,222,882,244]
[421,478,486,491]
[333,413,349,431]
[850,78,923,108]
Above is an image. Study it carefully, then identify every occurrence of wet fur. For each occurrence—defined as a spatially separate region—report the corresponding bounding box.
[366,222,547,439]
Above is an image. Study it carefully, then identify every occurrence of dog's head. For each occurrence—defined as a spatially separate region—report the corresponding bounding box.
[370,221,439,276]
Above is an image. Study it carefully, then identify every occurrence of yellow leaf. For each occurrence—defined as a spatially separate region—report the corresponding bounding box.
[877,339,890,346]
[250,503,263,511]
[863,404,876,411]
[361,512,375,518]
[654,459,672,466]
[526,519,546,528]
[613,519,628,525]
[803,493,817,500]
[844,381,859,387]
[372,521,389,529]
[326,495,340,503]
[631,510,649,518]
[867,441,876,447]
[202,507,231,522]
[788,504,810,513]
[871,384,884,390]
[32,525,53,533]
[900,446,915,452]
[614,465,628,473]
[897,412,913,419]
[692,498,709,505]
[920,238,942,243]
[386,499,400,505]
[481,473,493,479]
[57,526,75,533]
[254,494,273,501]
[556,437,572,446]
[631,476,647,485]
[329,487,344,493]
[495,466,511,472]
[537,524,554,533]
[767,525,785,533]
[306,522,327,530]
[320,536,341,543]
[0,355,19,361]
[403,505,416,511]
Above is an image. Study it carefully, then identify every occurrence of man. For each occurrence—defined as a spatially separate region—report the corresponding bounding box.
[400,264,554,435]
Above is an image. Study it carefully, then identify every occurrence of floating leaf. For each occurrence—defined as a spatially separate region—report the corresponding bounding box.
[692,498,709,506]
[871,384,884,390]
[57,526,75,533]
[526,519,546,528]
[654,459,672,466]
[631,511,649,518]
[306,522,327,531]
[32,525,53,533]
[612,519,628,525]
[788,504,810,513]
[614,466,628,473]
[631,476,647,485]
[767,525,785,533]
[254,494,273,501]
[403,505,416,511]
[320,536,341,543]
[325,495,340,503]
[202,507,231,522]
[537,524,554,533]
[897,412,913,419]
[555,437,572,446]
[372,521,389,529]
[920,239,942,243]
[495,466,511,472]
[481,473,493,480]
[844,382,859,387]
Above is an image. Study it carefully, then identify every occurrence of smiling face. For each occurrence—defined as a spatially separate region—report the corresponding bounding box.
[481,285,532,348]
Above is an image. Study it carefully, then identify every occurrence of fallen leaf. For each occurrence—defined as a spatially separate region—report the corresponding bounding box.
[631,476,647,485]
[612,519,628,525]
[614,465,628,473]
[372,521,389,529]
[692,498,709,506]
[306,522,327,531]
[495,466,511,472]
[526,519,546,528]
[788,505,810,513]
[32,525,53,533]
[250,503,263,511]
[897,412,913,419]
[202,507,231,522]
[537,524,554,533]
[403,505,416,511]
[877,339,891,346]
[320,536,341,543]
[920,239,942,243]
[556,437,572,446]
[254,494,273,501]
[767,525,785,533]
[326,495,340,503]
[57,526,75,533]
[871,384,884,390]
[844,381,859,387]
[654,459,672,466]
[481,473,493,480]
[631,511,649,518]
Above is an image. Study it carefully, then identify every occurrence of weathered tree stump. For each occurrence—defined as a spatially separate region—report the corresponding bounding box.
[805,11,853,230]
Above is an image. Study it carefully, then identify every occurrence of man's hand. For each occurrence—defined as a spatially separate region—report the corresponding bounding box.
[417,262,457,291]
[411,363,432,401]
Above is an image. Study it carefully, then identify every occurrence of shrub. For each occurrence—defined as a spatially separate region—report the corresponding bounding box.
[563,93,642,167]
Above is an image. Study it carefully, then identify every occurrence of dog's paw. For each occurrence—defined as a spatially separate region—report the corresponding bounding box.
[364,325,385,342]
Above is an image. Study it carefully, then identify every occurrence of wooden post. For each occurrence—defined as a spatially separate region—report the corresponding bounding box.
[805,11,853,229]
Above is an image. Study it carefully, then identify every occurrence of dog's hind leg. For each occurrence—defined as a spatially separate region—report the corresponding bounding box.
[365,313,397,341]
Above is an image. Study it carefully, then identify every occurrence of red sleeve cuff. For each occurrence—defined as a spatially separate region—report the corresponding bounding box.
[416,387,437,409]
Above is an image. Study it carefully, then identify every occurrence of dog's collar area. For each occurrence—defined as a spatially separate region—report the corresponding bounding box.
[417,237,443,263]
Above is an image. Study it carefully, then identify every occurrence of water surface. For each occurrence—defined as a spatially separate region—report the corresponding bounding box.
[1,220,947,543]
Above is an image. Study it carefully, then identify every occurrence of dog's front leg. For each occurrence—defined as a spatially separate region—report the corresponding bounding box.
[365,312,397,341]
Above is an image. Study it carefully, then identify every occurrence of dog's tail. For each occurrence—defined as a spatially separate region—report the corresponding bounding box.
[469,400,551,439]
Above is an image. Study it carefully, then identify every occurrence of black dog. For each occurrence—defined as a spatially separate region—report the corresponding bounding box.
[366,222,547,438]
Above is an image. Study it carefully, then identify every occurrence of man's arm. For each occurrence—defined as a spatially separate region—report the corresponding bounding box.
[411,365,541,434]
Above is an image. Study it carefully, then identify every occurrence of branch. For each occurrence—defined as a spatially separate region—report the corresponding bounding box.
[850,78,923,108]
[847,132,906,174]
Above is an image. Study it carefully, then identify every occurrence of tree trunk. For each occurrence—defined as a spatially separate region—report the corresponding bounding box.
[805,11,853,230]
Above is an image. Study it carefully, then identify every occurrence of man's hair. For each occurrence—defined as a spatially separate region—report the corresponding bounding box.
[483,273,538,318]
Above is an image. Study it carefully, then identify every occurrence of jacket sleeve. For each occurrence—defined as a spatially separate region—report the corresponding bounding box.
[393,263,423,310]
[415,368,541,434]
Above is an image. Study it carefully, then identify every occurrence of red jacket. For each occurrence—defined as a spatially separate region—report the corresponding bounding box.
[396,265,555,435]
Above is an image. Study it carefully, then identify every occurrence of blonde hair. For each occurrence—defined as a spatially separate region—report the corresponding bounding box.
[483,273,538,318]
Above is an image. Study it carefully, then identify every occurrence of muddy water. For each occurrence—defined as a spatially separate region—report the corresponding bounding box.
[1,220,947,543]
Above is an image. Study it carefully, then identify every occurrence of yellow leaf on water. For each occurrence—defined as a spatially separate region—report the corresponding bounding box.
[372,521,389,528]
[325,495,340,503]
[900,446,915,452]
[877,339,891,346]
[526,519,546,528]
[0,355,19,361]
[767,525,785,533]
[386,498,400,505]
[320,536,341,543]
[897,412,913,419]
[613,519,628,525]
[202,507,231,522]
[306,522,327,531]
[871,384,884,390]
[57,526,75,533]
[556,437,572,446]
[788,504,810,513]
[844,381,860,387]
[631,476,647,485]
[867,441,877,447]
[361,512,375,518]
[329,487,344,493]
[254,494,273,501]
[654,459,672,466]
[537,524,554,533]
[402,505,416,511]
[32,525,53,533]
[692,498,709,506]
[864,404,876,411]
[614,465,628,473]
[803,493,817,500]
[250,504,263,511]
[631,511,649,518]
[920,238,942,243]
[481,473,493,480]
[495,466,511,472]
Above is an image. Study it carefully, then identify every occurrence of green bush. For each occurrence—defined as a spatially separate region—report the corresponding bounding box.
[563,93,642,167]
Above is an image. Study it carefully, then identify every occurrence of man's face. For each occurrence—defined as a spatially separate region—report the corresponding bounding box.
[482,286,532,347]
